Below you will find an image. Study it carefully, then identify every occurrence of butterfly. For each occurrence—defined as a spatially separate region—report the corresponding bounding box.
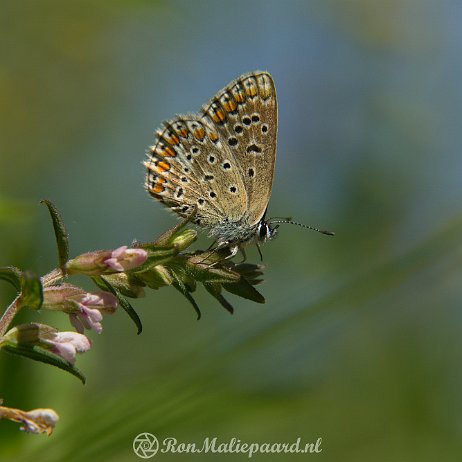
[144,71,333,258]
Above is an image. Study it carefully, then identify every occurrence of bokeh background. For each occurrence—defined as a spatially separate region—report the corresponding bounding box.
[1,0,462,460]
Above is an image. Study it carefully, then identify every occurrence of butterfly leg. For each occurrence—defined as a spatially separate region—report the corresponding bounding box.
[194,241,232,266]
[201,242,239,267]
[207,239,218,251]
[256,243,264,262]
[223,244,239,260]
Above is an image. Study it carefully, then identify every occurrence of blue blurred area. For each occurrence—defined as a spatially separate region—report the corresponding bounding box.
[1,1,462,460]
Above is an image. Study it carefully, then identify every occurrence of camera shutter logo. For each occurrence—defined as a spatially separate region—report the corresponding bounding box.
[133,433,159,459]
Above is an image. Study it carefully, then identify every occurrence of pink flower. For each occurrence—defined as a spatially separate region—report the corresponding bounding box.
[104,246,148,272]
[42,285,118,334]
[1,324,91,369]
[44,331,91,364]
[66,247,148,275]
[69,292,118,334]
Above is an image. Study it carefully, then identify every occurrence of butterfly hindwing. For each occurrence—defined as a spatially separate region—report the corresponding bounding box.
[145,115,247,227]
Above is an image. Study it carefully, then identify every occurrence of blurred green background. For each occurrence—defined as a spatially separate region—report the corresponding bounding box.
[1,0,462,460]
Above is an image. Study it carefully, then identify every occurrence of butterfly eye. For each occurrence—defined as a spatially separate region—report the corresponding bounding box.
[259,222,268,240]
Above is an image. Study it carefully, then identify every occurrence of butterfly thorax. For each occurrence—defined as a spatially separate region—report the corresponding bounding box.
[210,216,278,248]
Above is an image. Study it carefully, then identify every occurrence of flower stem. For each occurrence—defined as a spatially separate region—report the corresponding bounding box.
[41,268,65,287]
[0,295,21,337]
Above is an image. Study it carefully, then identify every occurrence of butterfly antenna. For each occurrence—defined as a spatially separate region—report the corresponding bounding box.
[269,219,335,236]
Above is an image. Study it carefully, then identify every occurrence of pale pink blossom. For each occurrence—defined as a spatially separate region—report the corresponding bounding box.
[69,291,118,334]
[66,247,147,275]
[104,246,148,272]
[45,331,91,364]
[42,285,118,333]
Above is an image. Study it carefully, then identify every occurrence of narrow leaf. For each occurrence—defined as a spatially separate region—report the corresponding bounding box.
[0,266,22,291]
[223,278,265,304]
[1,343,85,383]
[40,199,69,268]
[98,276,143,334]
[203,283,234,314]
[171,272,201,320]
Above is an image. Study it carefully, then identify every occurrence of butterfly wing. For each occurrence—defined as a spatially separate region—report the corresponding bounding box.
[145,115,248,228]
[200,71,277,226]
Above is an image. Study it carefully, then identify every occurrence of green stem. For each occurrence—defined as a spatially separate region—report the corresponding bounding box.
[0,295,21,337]
[0,268,65,337]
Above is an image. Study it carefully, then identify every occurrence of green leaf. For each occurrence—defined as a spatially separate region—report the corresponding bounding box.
[232,263,265,284]
[135,246,180,271]
[171,271,201,320]
[203,282,234,314]
[1,343,85,383]
[98,276,143,334]
[40,199,69,269]
[136,265,173,290]
[19,271,43,310]
[92,273,145,298]
[222,278,265,304]
[0,266,22,291]
[199,267,241,284]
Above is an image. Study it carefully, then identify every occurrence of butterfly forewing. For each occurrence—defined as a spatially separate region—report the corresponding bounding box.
[200,71,277,226]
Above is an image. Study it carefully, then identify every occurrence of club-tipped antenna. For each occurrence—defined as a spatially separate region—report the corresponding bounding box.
[269,218,335,236]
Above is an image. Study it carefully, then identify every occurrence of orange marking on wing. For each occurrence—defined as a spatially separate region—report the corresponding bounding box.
[177,127,188,137]
[151,177,166,194]
[211,109,225,123]
[232,87,245,103]
[165,132,180,145]
[163,146,176,157]
[222,99,237,112]
[208,131,219,142]
[245,81,257,97]
[152,184,164,194]
[194,127,205,140]
[156,161,170,173]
